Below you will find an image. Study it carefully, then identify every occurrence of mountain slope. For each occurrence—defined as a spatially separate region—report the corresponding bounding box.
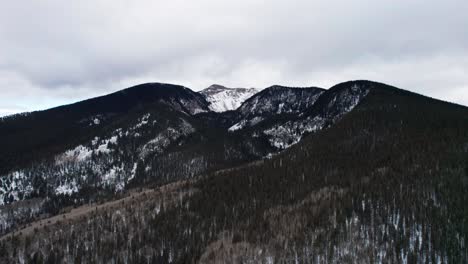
[0,82,371,219]
[226,84,372,149]
[237,85,325,116]
[2,81,467,263]
[227,86,324,132]
[0,83,279,234]
[0,83,210,173]
[200,84,259,112]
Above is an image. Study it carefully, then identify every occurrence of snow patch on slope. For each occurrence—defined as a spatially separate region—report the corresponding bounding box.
[60,135,118,163]
[0,171,33,205]
[228,117,263,132]
[140,118,195,158]
[55,180,78,195]
[264,116,326,149]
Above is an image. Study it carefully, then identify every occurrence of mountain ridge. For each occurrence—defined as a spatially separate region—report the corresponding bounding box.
[0,81,366,212]
[1,79,467,262]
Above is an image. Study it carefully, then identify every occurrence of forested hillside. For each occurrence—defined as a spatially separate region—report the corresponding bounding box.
[1,81,467,263]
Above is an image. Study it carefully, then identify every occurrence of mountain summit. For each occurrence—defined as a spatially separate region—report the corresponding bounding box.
[200,84,259,112]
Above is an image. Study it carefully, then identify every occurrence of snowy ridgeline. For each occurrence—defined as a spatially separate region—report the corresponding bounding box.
[0,114,196,205]
[230,84,370,149]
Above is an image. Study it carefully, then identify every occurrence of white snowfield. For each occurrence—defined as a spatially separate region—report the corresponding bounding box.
[200,85,259,112]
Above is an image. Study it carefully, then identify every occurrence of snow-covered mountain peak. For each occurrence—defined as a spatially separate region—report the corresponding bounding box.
[200,85,259,112]
[202,84,229,93]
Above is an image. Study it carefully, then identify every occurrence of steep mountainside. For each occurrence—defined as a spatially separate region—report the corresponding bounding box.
[1,81,467,263]
[200,84,259,112]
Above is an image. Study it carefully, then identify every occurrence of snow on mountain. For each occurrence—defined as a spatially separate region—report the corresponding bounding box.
[228,86,325,132]
[237,85,325,117]
[262,83,370,149]
[0,113,196,205]
[0,83,371,207]
[226,83,370,150]
[200,84,259,112]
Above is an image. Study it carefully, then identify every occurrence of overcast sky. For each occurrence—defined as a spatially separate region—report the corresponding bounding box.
[1,0,467,116]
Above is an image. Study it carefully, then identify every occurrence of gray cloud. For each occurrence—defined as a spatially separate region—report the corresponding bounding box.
[1,0,468,116]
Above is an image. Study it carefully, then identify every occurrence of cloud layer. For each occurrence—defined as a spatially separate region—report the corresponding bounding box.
[1,0,467,115]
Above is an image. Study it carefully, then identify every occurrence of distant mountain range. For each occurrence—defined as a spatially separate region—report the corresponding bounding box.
[1,80,467,263]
